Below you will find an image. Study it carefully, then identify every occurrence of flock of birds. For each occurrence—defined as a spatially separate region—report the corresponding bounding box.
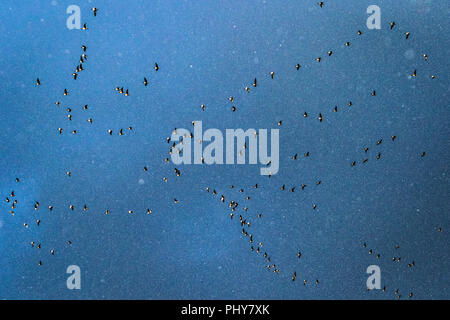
[3,2,444,298]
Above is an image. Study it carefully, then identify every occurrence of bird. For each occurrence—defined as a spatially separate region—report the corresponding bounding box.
[92,7,98,16]
[405,32,410,40]
[144,77,148,86]
[296,64,300,70]
[154,63,159,71]
[82,23,88,30]
[390,22,396,30]
[253,78,257,87]
[36,78,41,86]
[318,2,324,7]
[270,71,274,79]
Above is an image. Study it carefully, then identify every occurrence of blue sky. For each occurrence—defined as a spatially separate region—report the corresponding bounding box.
[0,0,448,299]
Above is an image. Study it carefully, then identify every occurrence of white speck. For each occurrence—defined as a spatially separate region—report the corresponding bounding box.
[404,48,415,60]
[138,179,145,185]
[51,0,58,6]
